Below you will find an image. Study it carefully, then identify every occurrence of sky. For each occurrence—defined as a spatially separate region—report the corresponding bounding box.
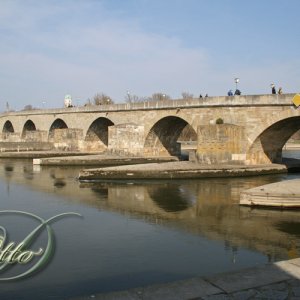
[0,0,299,110]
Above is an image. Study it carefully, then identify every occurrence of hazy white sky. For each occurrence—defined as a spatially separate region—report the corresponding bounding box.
[0,0,299,110]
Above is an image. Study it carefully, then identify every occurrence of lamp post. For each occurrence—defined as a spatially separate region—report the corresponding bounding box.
[127,90,130,103]
[234,78,239,91]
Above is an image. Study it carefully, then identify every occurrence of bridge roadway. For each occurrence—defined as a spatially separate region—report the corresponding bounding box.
[1,93,300,164]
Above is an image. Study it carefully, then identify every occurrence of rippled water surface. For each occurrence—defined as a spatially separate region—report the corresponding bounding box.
[0,152,300,299]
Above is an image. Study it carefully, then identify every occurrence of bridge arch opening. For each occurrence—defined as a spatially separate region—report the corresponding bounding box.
[2,121,14,133]
[248,116,300,164]
[49,119,68,139]
[22,120,36,139]
[84,117,114,151]
[144,116,197,158]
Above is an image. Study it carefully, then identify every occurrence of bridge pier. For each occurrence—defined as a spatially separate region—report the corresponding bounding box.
[49,128,83,151]
[1,132,21,142]
[108,124,145,156]
[196,124,247,164]
[21,130,48,142]
[144,140,181,157]
[247,140,284,164]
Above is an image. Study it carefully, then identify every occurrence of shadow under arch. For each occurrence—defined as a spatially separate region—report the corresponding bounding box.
[2,120,14,133]
[248,116,300,163]
[147,184,196,212]
[85,117,114,147]
[144,116,197,157]
[22,120,36,139]
[49,118,68,139]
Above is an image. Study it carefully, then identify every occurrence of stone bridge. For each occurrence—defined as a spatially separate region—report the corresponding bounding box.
[1,93,300,165]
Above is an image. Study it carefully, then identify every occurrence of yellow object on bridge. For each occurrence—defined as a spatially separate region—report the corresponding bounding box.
[292,94,300,107]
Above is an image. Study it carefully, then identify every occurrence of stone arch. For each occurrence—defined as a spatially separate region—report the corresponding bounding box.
[2,120,14,133]
[84,117,114,151]
[22,120,36,139]
[144,116,197,157]
[49,118,68,139]
[247,116,300,164]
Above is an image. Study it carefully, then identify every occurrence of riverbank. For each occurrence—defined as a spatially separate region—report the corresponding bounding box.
[71,258,300,300]
[0,150,93,159]
[33,154,178,166]
[78,161,287,181]
[0,151,178,165]
[2,150,300,180]
[240,178,300,207]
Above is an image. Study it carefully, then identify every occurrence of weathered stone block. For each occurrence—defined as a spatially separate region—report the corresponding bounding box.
[108,123,144,156]
[1,132,21,142]
[0,142,53,152]
[22,130,48,142]
[196,124,246,164]
[50,128,83,151]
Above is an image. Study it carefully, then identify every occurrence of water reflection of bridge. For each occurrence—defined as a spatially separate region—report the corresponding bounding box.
[1,160,300,261]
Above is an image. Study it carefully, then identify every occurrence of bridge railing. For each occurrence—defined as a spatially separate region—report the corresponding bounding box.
[0,93,297,117]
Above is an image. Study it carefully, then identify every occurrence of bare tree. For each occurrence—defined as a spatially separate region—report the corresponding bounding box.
[93,93,114,105]
[181,92,194,99]
[125,93,147,103]
[84,98,90,106]
[149,93,171,101]
[23,104,34,111]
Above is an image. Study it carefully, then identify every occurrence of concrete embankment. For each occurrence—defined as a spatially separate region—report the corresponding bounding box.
[0,152,178,166]
[71,258,300,300]
[0,151,92,159]
[33,155,178,166]
[285,143,300,149]
[78,161,287,181]
[240,178,300,208]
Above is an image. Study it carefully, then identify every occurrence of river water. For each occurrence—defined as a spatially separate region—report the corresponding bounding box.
[0,151,300,299]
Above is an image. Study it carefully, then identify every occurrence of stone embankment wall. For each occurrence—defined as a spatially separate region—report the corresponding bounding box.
[1,130,52,151]
[0,142,53,152]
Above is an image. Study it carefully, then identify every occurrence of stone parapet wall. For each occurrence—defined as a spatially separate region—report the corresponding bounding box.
[0,93,296,118]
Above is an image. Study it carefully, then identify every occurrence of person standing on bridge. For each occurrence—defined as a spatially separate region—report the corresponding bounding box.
[234,89,241,95]
[271,84,276,94]
[278,87,283,94]
[227,90,233,96]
